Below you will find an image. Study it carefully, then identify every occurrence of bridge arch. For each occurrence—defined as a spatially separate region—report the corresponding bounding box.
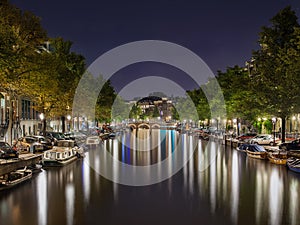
[138,123,150,129]
[128,124,137,129]
[151,124,160,129]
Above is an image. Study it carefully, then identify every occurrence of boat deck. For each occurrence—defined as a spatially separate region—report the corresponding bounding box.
[0,154,42,176]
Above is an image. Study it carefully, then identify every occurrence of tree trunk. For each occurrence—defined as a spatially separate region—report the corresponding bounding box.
[281,117,286,143]
[61,116,66,133]
[43,119,46,135]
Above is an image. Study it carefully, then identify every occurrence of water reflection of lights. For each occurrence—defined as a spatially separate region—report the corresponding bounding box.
[269,169,283,225]
[217,146,222,200]
[37,171,48,225]
[113,138,119,201]
[255,169,263,225]
[65,183,75,225]
[83,153,90,205]
[197,140,204,197]
[188,135,194,195]
[222,153,227,202]
[210,142,216,213]
[183,134,188,189]
[289,179,299,225]
[157,129,161,180]
[231,150,239,224]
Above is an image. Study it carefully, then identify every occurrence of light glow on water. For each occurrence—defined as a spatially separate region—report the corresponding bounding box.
[269,168,283,225]
[37,171,47,225]
[65,183,75,225]
[231,150,239,224]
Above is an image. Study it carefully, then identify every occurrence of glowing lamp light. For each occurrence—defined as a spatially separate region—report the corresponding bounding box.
[39,113,45,121]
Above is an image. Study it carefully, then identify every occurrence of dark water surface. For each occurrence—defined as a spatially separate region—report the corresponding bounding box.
[1,130,300,225]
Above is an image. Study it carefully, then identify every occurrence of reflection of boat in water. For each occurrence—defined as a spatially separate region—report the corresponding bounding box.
[287,157,300,173]
[28,164,43,173]
[246,144,268,159]
[268,152,287,165]
[42,140,83,167]
[99,133,109,141]
[109,132,116,139]
[0,167,32,191]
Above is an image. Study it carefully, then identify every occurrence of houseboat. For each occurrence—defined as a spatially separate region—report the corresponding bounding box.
[42,140,83,166]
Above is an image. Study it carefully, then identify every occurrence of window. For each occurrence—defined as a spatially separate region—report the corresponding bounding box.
[22,100,31,119]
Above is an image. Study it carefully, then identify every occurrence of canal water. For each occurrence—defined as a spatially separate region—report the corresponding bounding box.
[0,129,300,225]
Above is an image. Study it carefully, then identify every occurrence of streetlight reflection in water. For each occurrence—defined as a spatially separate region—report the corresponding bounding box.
[0,130,300,225]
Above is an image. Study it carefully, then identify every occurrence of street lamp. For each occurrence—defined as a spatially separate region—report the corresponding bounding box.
[39,113,45,135]
[67,115,71,132]
[39,113,44,121]
[272,117,276,141]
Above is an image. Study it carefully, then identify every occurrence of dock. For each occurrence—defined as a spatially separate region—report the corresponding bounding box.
[0,153,42,176]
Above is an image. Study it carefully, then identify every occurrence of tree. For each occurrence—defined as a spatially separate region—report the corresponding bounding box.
[129,104,142,120]
[111,95,130,122]
[0,1,47,141]
[47,38,85,132]
[217,66,260,123]
[0,0,47,94]
[251,6,300,142]
[95,78,116,123]
[187,88,210,121]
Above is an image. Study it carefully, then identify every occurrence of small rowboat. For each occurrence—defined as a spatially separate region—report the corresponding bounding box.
[287,157,300,173]
[268,152,287,165]
[0,167,32,191]
[246,144,268,160]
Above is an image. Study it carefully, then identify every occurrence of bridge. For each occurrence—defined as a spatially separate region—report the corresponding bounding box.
[127,121,177,130]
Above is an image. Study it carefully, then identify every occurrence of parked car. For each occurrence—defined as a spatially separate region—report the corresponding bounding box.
[249,134,277,146]
[30,135,53,150]
[279,139,300,151]
[15,137,44,153]
[43,131,66,146]
[237,133,257,142]
[0,141,19,159]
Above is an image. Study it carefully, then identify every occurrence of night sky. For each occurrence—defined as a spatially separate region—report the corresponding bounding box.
[9,0,300,98]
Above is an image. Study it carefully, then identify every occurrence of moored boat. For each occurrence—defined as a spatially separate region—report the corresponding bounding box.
[246,144,268,159]
[42,140,83,167]
[236,143,251,152]
[268,151,287,165]
[0,167,32,191]
[287,157,300,173]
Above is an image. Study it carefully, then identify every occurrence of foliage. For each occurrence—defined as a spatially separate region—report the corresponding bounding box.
[112,95,130,121]
[251,6,300,141]
[95,78,116,122]
[129,104,142,119]
[217,66,259,122]
[0,0,47,94]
